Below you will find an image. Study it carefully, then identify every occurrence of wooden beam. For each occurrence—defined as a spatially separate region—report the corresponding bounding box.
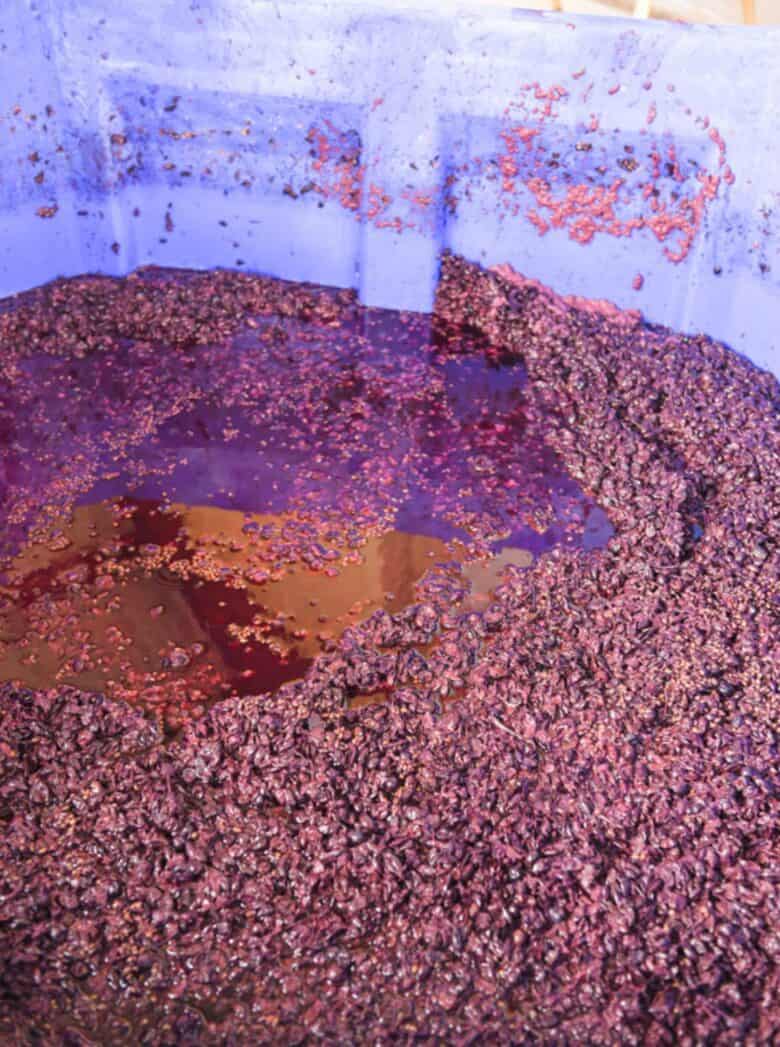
[742,0,756,23]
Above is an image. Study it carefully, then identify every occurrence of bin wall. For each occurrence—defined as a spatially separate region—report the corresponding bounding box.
[1,1,778,374]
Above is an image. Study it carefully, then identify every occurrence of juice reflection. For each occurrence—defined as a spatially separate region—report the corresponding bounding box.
[1,498,493,732]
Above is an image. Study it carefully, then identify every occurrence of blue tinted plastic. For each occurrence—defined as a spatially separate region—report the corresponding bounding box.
[1,1,778,373]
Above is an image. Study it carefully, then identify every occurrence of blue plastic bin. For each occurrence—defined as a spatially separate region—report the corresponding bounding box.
[1,1,778,374]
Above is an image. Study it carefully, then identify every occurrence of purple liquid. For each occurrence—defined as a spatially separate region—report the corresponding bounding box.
[0,272,611,732]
